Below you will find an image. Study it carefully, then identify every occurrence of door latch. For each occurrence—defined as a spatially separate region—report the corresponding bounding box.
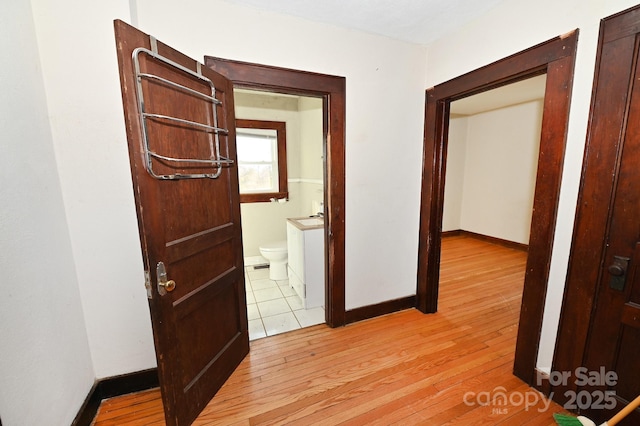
[607,255,630,291]
[157,261,176,296]
[144,270,152,299]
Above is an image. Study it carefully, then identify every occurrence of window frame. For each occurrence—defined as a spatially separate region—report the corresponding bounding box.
[235,118,288,203]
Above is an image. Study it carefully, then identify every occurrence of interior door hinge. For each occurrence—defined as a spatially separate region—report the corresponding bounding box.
[144,270,152,299]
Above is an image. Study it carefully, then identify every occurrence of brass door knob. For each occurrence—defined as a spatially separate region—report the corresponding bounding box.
[156,262,176,296]
[160,279,176,292]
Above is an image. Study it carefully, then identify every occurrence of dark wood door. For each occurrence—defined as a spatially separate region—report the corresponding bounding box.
[556,6,640,424]
[114,20,248,426]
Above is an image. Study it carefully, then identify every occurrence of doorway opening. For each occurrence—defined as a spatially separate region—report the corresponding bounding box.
[234,89,327,340]
[439,75,546,361]
[416,32,578,386]
[205,56,347,328]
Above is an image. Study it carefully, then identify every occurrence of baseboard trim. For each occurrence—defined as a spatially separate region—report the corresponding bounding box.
[72,368,159,426]
[532,368,552,396]
[443,229,529,252]
[345,296,416,325]
[441,229,463,238]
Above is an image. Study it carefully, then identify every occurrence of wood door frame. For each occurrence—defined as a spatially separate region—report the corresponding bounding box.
[416,31,578,385]
[553,4,640,406]
[205,57,346,327]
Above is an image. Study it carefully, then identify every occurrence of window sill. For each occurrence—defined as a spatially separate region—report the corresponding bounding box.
[240,192,288,204]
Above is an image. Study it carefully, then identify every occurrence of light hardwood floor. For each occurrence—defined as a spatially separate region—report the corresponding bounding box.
[93,235,566,425]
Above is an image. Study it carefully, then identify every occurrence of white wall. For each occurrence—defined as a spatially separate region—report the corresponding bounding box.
[0,1,94,424]
[444,101,543,244]
[296,97,324,219]
[443,116,468,231]
[298,97,324,182]
[30,0,157,379]
[425,0,640,371]
[460,101,542,244]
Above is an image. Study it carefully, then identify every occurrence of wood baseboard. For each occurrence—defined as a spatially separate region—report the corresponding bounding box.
[442,229,529,252]
[441,229,463,238]
[345,296,416,325]
[72,368,159,426]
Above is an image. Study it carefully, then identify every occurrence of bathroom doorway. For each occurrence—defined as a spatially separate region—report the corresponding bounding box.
[205,55,347,330]
[234,89,327,340]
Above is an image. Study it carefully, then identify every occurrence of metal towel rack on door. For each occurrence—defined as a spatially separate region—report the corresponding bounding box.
[132,45,233,179]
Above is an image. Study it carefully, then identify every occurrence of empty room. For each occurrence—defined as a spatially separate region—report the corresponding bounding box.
[2,0,640,425]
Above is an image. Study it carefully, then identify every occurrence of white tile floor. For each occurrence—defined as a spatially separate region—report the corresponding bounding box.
[245,265,325,341]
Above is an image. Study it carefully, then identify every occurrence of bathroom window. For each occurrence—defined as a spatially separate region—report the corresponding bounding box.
[235,119,288,203]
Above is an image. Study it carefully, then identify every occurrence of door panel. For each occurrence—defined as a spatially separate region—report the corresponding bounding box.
[554,6,640,424]
[583,238,640,424]
[114,20,248,426]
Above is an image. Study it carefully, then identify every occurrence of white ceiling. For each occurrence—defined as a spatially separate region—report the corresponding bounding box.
[237,75,547,117]
[224,1,547,114]
[221,0,510,45]
[450,75,547,116]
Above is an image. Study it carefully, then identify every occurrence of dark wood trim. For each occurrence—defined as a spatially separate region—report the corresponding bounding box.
[416,31,578,386]
[446,229,529,252]
[552,5,640,408]
[205,57,346,327]
[345,296,416,325]
[72,368,159,426]
[513,52,577,383]
[440,229,462,238]
[236,119,288,204]
[204,57,345,95]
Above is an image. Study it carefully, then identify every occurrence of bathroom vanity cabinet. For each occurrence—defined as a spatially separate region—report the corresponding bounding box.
[286,217,324,309]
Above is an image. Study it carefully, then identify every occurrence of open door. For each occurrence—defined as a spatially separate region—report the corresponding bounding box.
[114,20,249,426]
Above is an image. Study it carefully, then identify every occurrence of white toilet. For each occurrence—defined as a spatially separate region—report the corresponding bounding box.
[258,241,288,280]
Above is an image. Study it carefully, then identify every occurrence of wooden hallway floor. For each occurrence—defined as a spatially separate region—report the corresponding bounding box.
[93,235,566,425]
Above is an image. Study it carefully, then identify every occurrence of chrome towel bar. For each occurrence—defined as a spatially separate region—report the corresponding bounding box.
[132,47,233,179]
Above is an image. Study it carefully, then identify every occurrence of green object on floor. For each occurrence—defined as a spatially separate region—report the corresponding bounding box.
[553,413,585,426]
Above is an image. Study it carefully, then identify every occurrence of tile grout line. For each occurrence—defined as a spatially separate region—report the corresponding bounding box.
[246,265,325,340]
